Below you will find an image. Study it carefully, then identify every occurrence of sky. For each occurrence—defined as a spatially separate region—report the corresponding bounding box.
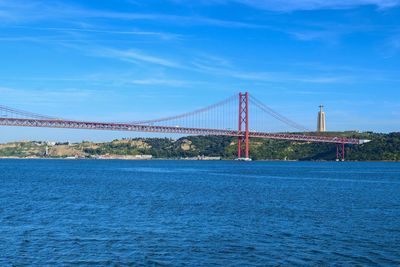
[0,0,399,142]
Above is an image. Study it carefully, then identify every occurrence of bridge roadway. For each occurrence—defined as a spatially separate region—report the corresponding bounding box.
[0,117,369,145]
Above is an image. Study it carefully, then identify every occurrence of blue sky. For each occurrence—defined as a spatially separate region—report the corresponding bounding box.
[0,0,399,142]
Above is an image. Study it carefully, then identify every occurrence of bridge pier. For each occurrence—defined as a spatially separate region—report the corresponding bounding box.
[336,143,345,161]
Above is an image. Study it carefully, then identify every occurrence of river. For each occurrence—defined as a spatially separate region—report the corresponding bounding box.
[1,160,399,266]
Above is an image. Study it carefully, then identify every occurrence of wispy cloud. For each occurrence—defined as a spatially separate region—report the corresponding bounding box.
[0,0,260,28]
[5,25,183,40]
[0,72,194,88]
[288,30,341,44]
[0,1,50,23]
[390,34,400,49]
[214,0,400,11]
[380,33,400,57]
[130,79,190,86]
[191,60,350,83]
[20,32,183,69]
[63,9,260,28]
[93,48,181,68]
[0,86,95,106]
[190,52,400,84]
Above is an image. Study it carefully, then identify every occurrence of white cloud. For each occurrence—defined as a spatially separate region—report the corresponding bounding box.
[0,0,259,28]
[130,79,189,86]
[224,0,400,11]
[0,86,96,108]
[289,30,339,43]
[94,48,181,68]
[379,34,400,57]
[6,26,182,40]
[191,60,349,83]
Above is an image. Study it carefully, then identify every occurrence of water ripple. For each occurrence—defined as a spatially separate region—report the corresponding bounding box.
[1,160,399,266]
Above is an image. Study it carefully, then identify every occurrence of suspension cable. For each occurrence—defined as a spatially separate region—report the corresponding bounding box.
[249,96,310,132]
[128,94,237,125]
[0,104,61,120]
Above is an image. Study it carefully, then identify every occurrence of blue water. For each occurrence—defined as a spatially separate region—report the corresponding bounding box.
[1,160,399,266]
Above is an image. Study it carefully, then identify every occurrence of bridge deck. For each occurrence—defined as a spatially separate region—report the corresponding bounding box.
[0,118,368,145]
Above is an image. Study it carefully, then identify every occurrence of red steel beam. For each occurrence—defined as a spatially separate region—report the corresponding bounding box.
[245,92,249,159]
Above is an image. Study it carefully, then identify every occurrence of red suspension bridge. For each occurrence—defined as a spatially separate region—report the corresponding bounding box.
[0,92,369,161]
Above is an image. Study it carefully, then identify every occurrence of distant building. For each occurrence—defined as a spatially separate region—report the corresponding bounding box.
[317,105,326,132]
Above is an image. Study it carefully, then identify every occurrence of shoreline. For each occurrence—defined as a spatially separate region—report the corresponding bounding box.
[0,157,399,162]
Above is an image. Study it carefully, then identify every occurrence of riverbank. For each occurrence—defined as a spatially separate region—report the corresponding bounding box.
[0,132,398,161]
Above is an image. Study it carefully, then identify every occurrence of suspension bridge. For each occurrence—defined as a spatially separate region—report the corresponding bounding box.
[0,92,369,161]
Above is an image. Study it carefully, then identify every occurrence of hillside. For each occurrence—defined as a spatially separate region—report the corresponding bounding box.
[0,132,399,161]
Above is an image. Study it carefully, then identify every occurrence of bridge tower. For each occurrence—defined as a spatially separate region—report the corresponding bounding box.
[238,92,250,160]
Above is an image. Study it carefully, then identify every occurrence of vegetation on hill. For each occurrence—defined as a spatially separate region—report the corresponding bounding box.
[0,132,399,161]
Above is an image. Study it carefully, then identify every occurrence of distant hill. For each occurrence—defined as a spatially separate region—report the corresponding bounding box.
[0,132,399,161]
